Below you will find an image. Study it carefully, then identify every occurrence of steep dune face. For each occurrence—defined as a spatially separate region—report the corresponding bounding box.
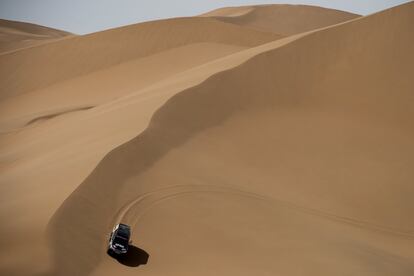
[203,5,360,35]
[0,17,279,101]
[0,19,71,53]
[47,2,414,276]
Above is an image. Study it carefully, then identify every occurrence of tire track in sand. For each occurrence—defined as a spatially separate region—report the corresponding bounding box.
[112,184,414,240]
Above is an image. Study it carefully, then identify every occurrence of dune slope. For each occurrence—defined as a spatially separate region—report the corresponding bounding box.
[202,4,360,35]
[46,2,414,276]
[0,17,279,101]
[0,42,247,131]
[0,19,71,54]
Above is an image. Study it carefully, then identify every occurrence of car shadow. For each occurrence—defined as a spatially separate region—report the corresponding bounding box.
[107,245,149,267]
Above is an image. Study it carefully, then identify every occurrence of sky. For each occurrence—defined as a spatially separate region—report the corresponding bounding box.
[0,0,411,34]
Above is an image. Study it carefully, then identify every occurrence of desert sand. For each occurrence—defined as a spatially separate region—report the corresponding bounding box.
[201,4,359,35]
[0,3,413,276]
[0,19,71,54]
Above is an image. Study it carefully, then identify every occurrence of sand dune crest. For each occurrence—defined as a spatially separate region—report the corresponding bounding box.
[203,4,360,35]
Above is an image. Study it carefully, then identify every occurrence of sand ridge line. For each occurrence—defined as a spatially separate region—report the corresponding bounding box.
[84,12,372,118]
[203,4,360,36]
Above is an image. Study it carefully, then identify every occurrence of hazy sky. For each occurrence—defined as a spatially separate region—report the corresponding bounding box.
[0,0,411,34]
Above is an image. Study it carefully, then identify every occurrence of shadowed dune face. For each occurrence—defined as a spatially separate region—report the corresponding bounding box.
[47,3,414,276]
[0,19,71,54]
[203,5,360,35]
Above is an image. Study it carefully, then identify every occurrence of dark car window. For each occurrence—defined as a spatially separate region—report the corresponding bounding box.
[117,228,130,239]
[113,236,128,245]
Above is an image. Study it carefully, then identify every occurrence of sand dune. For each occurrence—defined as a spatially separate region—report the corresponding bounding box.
[202,5,360,35]
[0,17,279,101]
[1,2,414,276]
[0,19,71,54]
[0,42,247,131]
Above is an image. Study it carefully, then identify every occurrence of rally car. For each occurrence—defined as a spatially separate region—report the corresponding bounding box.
[108,223,131,254]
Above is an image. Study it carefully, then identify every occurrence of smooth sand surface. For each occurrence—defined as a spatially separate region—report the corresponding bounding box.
[1,3,413,276]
